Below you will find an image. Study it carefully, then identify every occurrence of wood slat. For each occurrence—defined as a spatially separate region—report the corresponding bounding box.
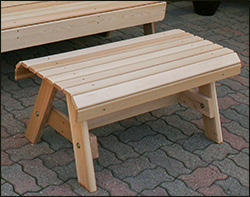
[26,29,185,71]
[2,1,162,30]
[36,33,193,77]
[1,1,41,8]
[73,53,240,111]
[65,47,231,96]
[2,2,166,52]
[59,44,223,92]
[43,36,203,81]
[76,64,241,122]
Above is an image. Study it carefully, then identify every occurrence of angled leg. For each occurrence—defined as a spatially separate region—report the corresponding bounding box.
[25,79,57,144]
[66,95,97,192]
[199,82,223,143]
[143,23,155,35]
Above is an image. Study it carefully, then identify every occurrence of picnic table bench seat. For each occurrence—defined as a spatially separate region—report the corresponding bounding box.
[15,29,241,192]
[1,1,166,52]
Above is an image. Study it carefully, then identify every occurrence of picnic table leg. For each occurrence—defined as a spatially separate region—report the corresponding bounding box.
[66,95,97,192]
[199,82,223,143]
[25,79,57,144]
[143,23,155,35]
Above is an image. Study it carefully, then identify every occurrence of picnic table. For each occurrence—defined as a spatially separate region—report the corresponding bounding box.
[1,1,167,52]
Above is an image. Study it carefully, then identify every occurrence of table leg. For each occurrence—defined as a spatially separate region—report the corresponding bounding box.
[199,82,223,143]
[66,95,97,192]
[143,23,155,35]
[25,79,57,144]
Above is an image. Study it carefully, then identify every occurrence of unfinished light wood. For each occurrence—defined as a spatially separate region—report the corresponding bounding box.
[66,95,97,192]
[180,90,214,118]
[25,79,57,144]
[2,1,166,52]
[199,82,223,143]
[47,106,99,159]
[144,23,156,35]
[15,29,242,193]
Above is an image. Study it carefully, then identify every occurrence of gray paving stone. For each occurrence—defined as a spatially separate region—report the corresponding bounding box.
[41,126,73,151]
[135,112,157,123]
[1,182,19,196]
[109,155,156,179]
[151,103,184,118]
[222,121,249,142]
[1,179,6,185]
[1,92,24,111]
[221,108,249,129]
[10,86,40,99]
[114,124,156,143]
[175,108,202,121]
[145,149,191,177]
[98,135,139,161]
[162,144,207,170]
[228,151,249,170]
[216,85,235,98]
[1,75,21,92]
[233,103,249,117]
[162,115,202,136]
[128,134,172,154]
[53,161,77,181]
[67,179,109,196]
[6,142,54,162]
[19,158,63,187]
[18,94,38,108]
[11,106,33,121]
[119,117,142,128]
[140,186,169,196]
[194,143,238,163]
[91,122,124,137]
[124,167,174,193]
[242,148,249,155]
[176,133,213,152]
[216,177,249,196]
[97,145,122,167]
[1,110,26,135]
[1,163,41,194]
[213,158,249,187]
[161,179,201,196]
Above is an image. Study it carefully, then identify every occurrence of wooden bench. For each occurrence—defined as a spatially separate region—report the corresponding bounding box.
[15,29,241,192]
[1,1,166,52]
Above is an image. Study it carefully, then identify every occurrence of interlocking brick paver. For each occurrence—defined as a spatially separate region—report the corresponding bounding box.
[41,127,72,151]
[145,149,191,177]
[1,151,14,166]
[10,86,39,99]
[19,158,63,187]
[114,124,156,143]
[228,151,249,170]
[233,103,249,116]
[193,142,238,163]
[221,108,249,129]
[162,115,202,136]
[1,133,29,151]
[39,148,74,168]
[162,144,207,170]
[18,94,37,108]
[119,117,142,128]
[135,112,157,123]
[216,85,235,98]
[161,179,201,196]
[176,133,213,152]
[1,126,10,138]
[96,169,136,196]
[151,103,184,118]
[109,155,155,179]
[179,165,228,190]
[128,134,172,154]
[223,121,249,142]
[213,158,249,187]
[197,184,227,196]
[1,182,19,196]
[91,122,124,137]
[140,187,169,196]
[6,142,54,162]
[1,163,41,194]
[24,183,78,196]
[175,107,202,121]
[97,145,122,167]
[67,179,109,196]
[218,96,240,110]
[53,161,77,181]
[98,135,139,161]
[216,177,249,196]
[124,167,174,193]
[222,128,249,151]
[242,148,249,155]
[1,75,21,92]
[1,110,26,135]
